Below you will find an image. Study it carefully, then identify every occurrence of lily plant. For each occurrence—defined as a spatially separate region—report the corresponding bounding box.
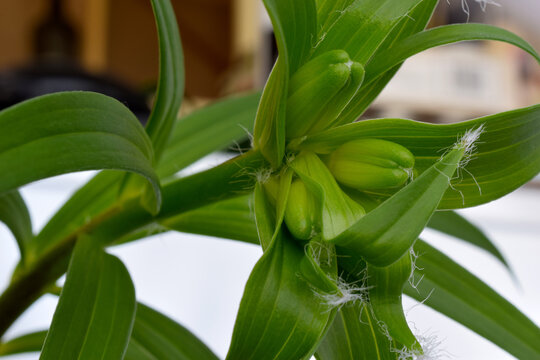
[0,0,539,359]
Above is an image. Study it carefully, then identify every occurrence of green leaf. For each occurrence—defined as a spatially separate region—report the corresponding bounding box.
[161,195,259,245]
[298,105,540,209]
[30,171,122,259]
[311,0,423,64]
[0,304,218,360]
[0,91,161,211]
[227,230,334,360]
[316,304,397,360]
[427,210,509,268]
[40,236,136,360]
[364,23,540,87]
[290,152,364,241]
[0,190,33,259]
[253,0,317,167]
[0,330,47,356]
[33,91,261,258]
[368,253,419,352]
[405,240,540,359]
[332,146,465,266]
[145,0,184,162]
[126,303,218,360]
[157,92,260,179]
[337,0,438,123]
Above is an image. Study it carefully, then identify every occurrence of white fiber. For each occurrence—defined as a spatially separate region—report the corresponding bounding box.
[317,276,370,308]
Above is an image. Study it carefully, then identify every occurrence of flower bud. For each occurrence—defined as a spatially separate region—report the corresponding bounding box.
[326,139,415,191]
[286,50,364,139]
[284,179,317,240]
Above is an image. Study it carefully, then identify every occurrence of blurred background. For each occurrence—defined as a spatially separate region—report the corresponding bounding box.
[0,0,539,359]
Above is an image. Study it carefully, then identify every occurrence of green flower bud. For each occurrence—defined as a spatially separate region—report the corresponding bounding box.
[286,50,364,139]
[284,179,317,240]
[326,139,415,191]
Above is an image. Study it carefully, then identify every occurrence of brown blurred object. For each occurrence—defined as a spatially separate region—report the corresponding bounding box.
[0,0,250,98]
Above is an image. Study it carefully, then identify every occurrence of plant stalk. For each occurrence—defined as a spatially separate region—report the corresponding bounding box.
[0,150,266,339]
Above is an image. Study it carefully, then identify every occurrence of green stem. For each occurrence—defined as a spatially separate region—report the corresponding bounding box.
[0,150,266,339]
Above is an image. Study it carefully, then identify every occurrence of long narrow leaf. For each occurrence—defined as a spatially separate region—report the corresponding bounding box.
[254,0,317,167]
[145,0,184,161]
[404,240,540,359]
[311,0,422,64]
[0,304,218,359]
[364,23,540,86]
[337,0,437,123]
[157,92,260,178]
[0,92,161,211]
[427,210,509,268]
[0,191,33,259]
[0,330,46,356]
[40,236,136,359]
[126,303,218,360]
[298,105,540,209]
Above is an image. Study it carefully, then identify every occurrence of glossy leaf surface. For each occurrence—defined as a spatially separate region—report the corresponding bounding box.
[312,0,422,64]
[253,0,317,167]
[337,0,438,124]
[227,231,333,360]
[299,106,540,209]
[40,236,136,359]
[333,147,464,266]
[0,92,160,210]
[316,304,396,360]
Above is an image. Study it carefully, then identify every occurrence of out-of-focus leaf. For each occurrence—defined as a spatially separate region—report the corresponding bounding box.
[0,91,160,211]
[0,304,218,359]
[226,230,334,360]
[0,330,46,356]
[298,106,540,209]
[30,171,121,260]
[162,195,258,245]
[0,191,33,259]
[405,240,540,359]
[427,210,509,268]
[315,304,396,360]
[333,146,465,266]
[40,236,136,360]
[126,303,218,360]
[121,0,183,212]
[364,23,540,87]
[157,92,260,178]
[145,0,184,161]
[254,0,317,167]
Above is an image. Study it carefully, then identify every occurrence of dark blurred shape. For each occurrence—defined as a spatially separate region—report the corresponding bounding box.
[0,0,150,123]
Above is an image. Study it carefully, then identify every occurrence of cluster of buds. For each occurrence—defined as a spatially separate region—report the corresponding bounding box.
[282,145,414,242]
[285,50,365,139]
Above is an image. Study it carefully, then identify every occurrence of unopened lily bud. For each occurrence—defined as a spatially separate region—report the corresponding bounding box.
[284,179,317,240]
[326,139,415,191]
[286,50,364,139]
